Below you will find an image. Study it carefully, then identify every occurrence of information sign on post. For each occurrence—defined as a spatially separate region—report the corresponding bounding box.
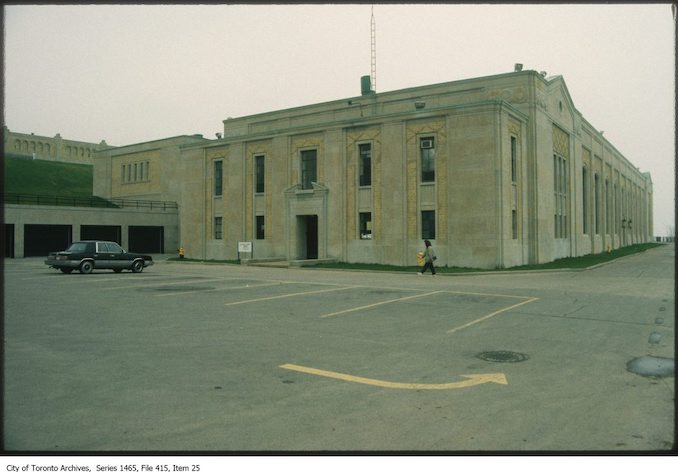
[238,241,253,262]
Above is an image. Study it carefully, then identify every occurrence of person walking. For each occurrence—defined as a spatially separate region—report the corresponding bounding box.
[418,239,436,276]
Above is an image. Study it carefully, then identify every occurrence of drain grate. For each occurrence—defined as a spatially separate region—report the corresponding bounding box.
[476,351,529,363]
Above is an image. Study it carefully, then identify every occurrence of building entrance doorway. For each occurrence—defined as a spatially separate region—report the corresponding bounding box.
[297,215,318,259]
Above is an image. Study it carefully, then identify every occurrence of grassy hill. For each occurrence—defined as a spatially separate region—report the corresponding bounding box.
[4,154,94,197]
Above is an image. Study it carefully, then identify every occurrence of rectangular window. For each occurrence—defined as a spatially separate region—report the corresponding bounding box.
[214,217,223,239]
[605,179,612,233]
[300,149,317,190]
[594,173,600,235]
[420,137,435,183]
[614,183,619,235]
[358,143,372,187]
[582,167,589,234]
[122,165,127,183]
[512,209,518,239]
[256,215,265,240]
[214,160,223,196]
[553,154,568,238]
[510,136,517,183]
[255,155,265,193]
[421,210,436,240]
[359,212,372,240]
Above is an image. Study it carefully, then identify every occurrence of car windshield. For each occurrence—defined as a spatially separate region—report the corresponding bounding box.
[66,242,89,252]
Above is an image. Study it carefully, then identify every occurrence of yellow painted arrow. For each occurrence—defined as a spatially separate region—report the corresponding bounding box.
[280,363,507,390]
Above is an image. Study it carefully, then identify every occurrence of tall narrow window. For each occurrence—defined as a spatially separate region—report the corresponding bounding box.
[358,143,372,187]
[421,210,436,240]
[510,136,517,183]
[614,183,619,235]
[359,212,372,240]
[420,137,435,183]
[594,173,600,235]
[256,215,265,240]
[214,217,223,239]
[255,155,265,193]
[300,149,317,190]
[553,154,568,238]
[512,210,518,239]
[582,167,589,234]
[605,179,612,233]
[214,160,223,196]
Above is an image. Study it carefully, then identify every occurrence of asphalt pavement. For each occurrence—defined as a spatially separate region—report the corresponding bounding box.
[2,244,674,452]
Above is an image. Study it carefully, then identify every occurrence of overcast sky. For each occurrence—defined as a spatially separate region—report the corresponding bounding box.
[3,3,675,236]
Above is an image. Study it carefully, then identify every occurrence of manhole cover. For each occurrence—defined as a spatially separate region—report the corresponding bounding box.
[476,351,529,363]
[626,356,674,378]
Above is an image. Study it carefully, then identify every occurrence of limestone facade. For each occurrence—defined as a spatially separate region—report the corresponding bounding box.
[3,126,113,164]
[93,70,653,268]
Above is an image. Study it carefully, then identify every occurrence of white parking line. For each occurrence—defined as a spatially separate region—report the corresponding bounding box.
[446,297,540,334]
[20,273,197,283]
[224,285,358,306]
[442,290,535,300]
[102,277,228,291]
[155,281,288,297]
[320,290,444,318]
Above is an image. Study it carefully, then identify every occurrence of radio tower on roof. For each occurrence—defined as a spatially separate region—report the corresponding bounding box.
[370,5,376,92]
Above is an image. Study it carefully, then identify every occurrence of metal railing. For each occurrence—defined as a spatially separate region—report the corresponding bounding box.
[4,193,178,211]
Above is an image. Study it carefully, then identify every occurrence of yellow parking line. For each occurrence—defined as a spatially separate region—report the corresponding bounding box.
[279,363,507,390]
[447,297,539,334]
[320,290,443,318]
[224,285,357,306]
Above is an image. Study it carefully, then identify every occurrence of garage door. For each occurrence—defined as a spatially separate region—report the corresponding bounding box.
[4,224,15,258]
[128,226,164,253]
[24,224,72,257]
[80,225,122,244]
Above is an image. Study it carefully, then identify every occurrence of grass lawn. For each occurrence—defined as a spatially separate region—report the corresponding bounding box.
[4,155,94,197]
[166,243,665,273]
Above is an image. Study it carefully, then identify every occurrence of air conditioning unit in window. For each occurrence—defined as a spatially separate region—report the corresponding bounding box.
[420,139,434,149]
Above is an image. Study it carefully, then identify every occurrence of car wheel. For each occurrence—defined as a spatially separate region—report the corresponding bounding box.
[60,268,73,274]
[131,260,144,273]
[79,261,94,274]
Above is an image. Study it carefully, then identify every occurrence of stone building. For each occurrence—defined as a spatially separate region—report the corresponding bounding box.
[93,70,653,268]
[3,126,112,164]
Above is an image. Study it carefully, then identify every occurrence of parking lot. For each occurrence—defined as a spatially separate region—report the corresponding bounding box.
[3,245,675,451]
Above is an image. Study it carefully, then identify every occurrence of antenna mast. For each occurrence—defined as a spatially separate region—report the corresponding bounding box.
[370,5,376,92]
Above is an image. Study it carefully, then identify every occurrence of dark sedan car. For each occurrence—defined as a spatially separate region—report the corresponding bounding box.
[45,240,154,274]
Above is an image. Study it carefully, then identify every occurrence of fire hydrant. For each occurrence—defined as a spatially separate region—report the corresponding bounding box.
[178,246,185,259]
